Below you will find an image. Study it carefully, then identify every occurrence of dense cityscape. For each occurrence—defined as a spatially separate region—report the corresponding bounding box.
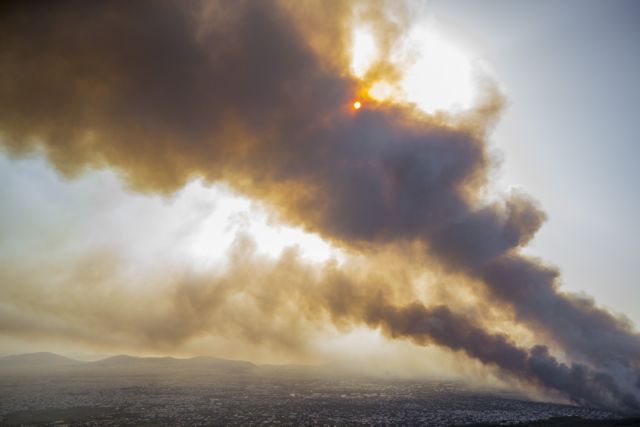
[0,354,627,426]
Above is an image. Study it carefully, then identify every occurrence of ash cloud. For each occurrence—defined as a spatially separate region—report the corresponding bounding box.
[365,301,639,412]
[1,0,639,413]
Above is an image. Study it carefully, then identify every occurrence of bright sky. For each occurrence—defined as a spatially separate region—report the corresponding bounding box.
[0,0,638,359]
[424,0,640,324]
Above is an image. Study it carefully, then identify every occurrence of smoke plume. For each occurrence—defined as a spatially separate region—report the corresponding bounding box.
[0,0,639,413]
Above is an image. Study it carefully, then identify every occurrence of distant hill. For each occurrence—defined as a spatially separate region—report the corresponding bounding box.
[0,352,81,369]
[0,352,255,375]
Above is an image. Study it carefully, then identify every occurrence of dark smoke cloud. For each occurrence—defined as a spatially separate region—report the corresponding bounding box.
[1,0,639,413]
[483,256,640,375]
[365,301,639,412]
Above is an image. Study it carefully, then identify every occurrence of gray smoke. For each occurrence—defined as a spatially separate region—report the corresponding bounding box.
[0,0,638,413]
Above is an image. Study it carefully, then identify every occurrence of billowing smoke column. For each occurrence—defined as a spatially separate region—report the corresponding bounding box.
[365,302,640,412]
[1,0,639,412]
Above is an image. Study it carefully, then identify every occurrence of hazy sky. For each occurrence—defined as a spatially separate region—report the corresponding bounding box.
[429,0,640,323]
[1,0,639,411]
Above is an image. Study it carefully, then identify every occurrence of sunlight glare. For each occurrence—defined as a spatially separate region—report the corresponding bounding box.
[185,183,342,267]
[402,26,473,113]
[351,28,377,77]
[351,22,474,114]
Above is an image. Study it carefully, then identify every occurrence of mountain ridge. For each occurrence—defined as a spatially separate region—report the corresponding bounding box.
[0,352,275,374]
[0,352,81,368]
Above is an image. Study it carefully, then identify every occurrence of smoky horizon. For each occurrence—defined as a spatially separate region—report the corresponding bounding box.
[1,0,639,418]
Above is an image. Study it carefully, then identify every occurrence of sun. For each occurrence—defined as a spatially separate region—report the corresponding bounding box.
[353,100,362,110]
[351,21,474,114]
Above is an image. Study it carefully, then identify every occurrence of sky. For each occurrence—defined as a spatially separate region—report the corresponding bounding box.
[0,0,639,412]
[429,0,640,328]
